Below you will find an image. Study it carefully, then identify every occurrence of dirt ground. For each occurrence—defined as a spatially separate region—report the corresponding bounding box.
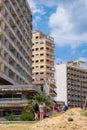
[0,108,87,130]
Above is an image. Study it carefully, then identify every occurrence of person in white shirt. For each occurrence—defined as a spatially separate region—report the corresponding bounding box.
[39,102,45,120]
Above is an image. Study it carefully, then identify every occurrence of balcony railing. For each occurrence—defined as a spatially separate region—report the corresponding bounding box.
[0,85,42,94]
[50,90,57,97]
[0,100,27,107]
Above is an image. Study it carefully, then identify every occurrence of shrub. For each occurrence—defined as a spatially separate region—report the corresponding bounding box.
[67,117,74,122]
[26,100,35,114]
[5,112,9,120]
[5,113,16,121]
[20,113,34,121]
[35,94,47,103]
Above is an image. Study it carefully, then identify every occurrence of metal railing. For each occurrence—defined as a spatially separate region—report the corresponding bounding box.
[0,84,42,94]
[0,100,27,107]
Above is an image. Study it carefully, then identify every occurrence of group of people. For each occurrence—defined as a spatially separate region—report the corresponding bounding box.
[34,102,68,121]
[53,103,68,113]
[33,102,45,120]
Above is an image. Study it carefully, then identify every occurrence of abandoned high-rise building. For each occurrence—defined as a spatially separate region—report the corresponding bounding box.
[32,30,56,99]
[0,0,32,84]
[0,0,40,117]
[55,61,87,108]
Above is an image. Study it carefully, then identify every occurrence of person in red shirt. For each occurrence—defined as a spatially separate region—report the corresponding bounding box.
[53,103,59,113]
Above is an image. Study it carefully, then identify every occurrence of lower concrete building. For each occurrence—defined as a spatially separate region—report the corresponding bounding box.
[55,61,87,108]
[0,85,42,117]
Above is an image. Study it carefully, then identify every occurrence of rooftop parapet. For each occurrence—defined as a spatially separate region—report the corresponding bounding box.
[67,61,85,68]
[32,30,54,42]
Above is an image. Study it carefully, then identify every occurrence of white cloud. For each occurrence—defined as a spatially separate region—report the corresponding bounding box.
[77,57,87,63]
[33,16,41,27]
[27,0,46,29]
[27,0,46,14]
[27,0,87,48]
[77,57,87,68]
[28,0,74,7]
[49,0,87,48]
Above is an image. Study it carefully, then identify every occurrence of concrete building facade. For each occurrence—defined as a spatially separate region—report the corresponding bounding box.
[32,30,55,85]
[0,0,36,117]
[32,31,56,99]
[55,61,87,108]
[0,0,32,85]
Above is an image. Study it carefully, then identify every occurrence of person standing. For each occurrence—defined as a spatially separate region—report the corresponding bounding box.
[53,103,59,113]
[39,102,45,120]
[62,103,68,113]
[33,103,39,120]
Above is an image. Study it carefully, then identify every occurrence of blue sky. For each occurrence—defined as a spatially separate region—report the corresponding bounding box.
[28,0,87,68]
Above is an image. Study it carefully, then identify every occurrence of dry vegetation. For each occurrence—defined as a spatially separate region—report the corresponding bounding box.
[0,108,87,130]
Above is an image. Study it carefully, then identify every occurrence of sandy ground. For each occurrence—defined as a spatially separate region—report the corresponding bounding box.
[0,108,87,130]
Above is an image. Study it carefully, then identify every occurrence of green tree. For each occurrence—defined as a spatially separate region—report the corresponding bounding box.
[26,94,54,116]
[35,94,47,103]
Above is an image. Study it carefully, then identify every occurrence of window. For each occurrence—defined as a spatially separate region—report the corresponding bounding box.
[46,47,49,50]
[40,72,44,74]
[46,54,49,56]
[36,54,39,56]
[40,59,44,62]
[36,72,39,75]
[36,48,39,51]
[40,66,44,68]
[40,41,44,44]
[32,79,34,81]
[40,54,44,56]
[40,47,44,50]
[40,78,44,81]
[46,59,49,62]
[36,60,39,63]
[32,55,34,57]
[36,36,38,39]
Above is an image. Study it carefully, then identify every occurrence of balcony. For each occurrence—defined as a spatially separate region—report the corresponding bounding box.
[49,83,56,89]
[50,90,57,97]
[32,80,44,85]
[0,85,42,94]
[0,100,27,108]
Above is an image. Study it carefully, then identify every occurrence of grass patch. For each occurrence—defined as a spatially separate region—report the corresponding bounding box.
[81,110,87,117]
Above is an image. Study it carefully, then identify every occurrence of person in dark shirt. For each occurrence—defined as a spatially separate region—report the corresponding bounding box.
[33,103,39,120]
[62,103,68,113]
